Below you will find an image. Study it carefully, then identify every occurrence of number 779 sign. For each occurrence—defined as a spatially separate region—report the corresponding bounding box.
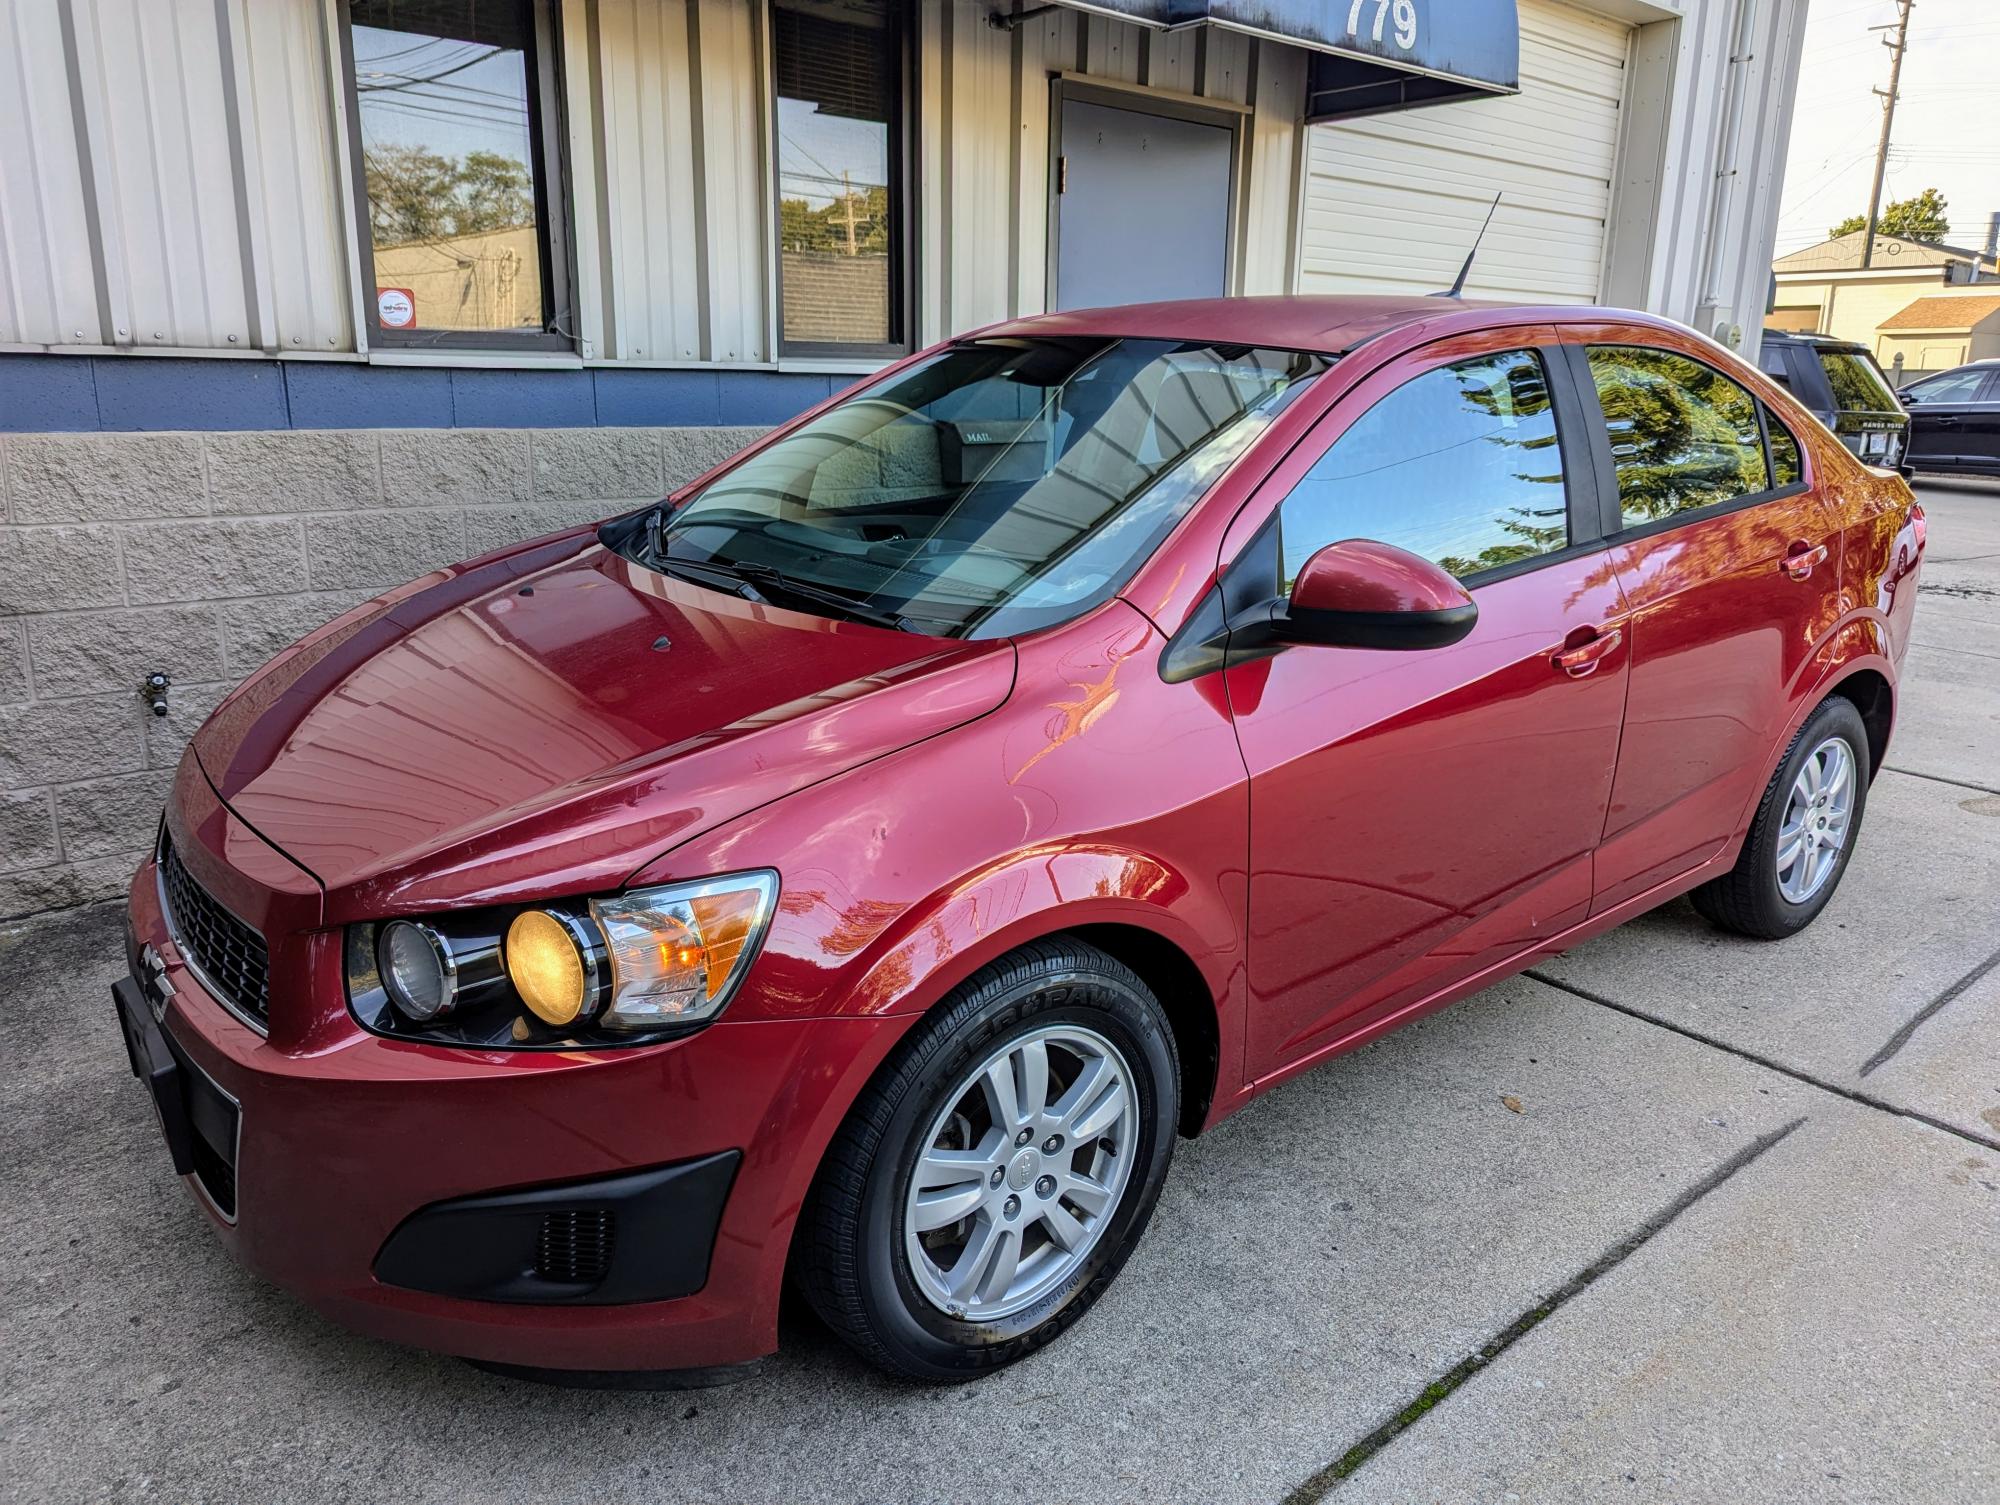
[1348,0,1419,52]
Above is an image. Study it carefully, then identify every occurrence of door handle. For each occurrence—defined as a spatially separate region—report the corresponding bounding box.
[1550,626,1622,678]
[1778,541,1829,580]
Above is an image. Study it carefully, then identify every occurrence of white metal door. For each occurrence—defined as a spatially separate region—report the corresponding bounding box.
[1295,0,1630,305]
[1054,98,1234,311]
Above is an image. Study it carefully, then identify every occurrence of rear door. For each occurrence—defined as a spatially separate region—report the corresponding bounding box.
[1963,371,2000,470]
[1222,328,1630,1078]
[1562,334,1844,913]
[1904,367,2000,471]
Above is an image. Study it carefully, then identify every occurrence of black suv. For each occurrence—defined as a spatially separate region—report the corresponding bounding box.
[1757,330,1909,469]
[1898,359,2000,477]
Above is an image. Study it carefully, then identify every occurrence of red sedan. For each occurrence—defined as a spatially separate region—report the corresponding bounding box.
[114,297,1923,1383]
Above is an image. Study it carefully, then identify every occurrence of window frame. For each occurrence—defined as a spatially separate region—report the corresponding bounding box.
[1270,335,1609,595]
[767,0,916,362]
[1560,342,1811,545]
[335,0,579,355]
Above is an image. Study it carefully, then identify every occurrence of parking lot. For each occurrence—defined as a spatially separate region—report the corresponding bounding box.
[3,480,1995,1505]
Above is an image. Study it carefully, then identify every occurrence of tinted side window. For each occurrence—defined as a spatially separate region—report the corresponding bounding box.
[1817,349,1899,412]
[1586,346,1769,527]
[1766,408,1802,486]
[1905,368,1989,403]
[1279,350,1568,585]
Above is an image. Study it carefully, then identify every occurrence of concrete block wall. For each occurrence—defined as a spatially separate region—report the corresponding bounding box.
[0,423,765,919]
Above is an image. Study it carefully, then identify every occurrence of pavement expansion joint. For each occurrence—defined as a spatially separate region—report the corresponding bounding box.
[1524,969,2000,1154]
[1858,944,2000,1077]
[1882,765,2000,797]
[1278,1119,1809,1503]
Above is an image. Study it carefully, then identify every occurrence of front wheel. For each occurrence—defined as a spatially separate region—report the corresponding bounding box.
[796,938,1179,1381]
[1691,694,1871,939]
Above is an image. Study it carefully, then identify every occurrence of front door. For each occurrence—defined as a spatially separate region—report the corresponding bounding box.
[1054,96,1232,311]
[1222,330,1629,1080]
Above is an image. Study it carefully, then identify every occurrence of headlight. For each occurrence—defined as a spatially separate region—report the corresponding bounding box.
[344,870,779,1049]
[379,921,452,1020]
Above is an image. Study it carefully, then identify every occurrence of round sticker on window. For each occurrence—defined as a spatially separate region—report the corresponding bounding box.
[377,287,416,329]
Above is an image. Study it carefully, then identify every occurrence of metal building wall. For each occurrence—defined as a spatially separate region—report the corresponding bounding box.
[1297,0,1632,305]
[913,0,1304,345]
[0,0,352,357]
[1600,0,1811,359]
[3,0,1309,371]
[567,0,772,364]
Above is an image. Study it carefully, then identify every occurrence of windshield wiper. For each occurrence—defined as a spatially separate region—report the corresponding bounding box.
[656,551,925,633]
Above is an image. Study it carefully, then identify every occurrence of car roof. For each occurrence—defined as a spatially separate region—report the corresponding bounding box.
[1763,328,1870,353]
[973,294,1694,357]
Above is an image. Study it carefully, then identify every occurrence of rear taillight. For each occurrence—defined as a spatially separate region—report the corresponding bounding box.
[1910,502,1927,553]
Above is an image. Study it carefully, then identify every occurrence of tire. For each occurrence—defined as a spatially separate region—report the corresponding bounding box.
[1691,695,1871,939]
[796,937,1179,1382]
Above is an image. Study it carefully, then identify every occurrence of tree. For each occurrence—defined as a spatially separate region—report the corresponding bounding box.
[364,146,537,246]
[364,144,459,245]
[1830,187,1950,244]
[454,151,535,234]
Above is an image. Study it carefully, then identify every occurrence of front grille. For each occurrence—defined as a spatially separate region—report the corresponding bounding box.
[160,836,271,1027]
[536,1209,615,1286]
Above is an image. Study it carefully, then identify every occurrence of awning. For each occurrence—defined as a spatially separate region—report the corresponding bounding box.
[1058,1,1520,119]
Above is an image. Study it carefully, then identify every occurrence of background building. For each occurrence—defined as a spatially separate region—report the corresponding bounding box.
[1768,228,2000,380]
[1,0,1809,915]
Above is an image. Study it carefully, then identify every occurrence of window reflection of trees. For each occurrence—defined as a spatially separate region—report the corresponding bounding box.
[1587,347,1768,526]
[1280,350,1568,585]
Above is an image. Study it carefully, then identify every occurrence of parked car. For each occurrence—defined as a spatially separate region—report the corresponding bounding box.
[1757,328,1909,469]
[114,297,1924,1385]
[1898,358,2000,476]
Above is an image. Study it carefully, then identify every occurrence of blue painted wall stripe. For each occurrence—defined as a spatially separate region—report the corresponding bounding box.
[0,354,833,433]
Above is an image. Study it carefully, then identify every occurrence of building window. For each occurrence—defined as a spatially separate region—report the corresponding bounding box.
[772,0,908,358]
[339,0,573,351]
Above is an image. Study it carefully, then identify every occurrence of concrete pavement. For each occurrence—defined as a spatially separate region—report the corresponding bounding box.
[2,481,1995,1504]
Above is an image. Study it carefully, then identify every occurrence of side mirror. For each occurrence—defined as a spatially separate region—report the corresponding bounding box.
[1276,539,1478,651]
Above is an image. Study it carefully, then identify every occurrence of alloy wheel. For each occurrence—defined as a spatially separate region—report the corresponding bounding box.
[1776,735,1855,904]
[902,1025,1136,1322]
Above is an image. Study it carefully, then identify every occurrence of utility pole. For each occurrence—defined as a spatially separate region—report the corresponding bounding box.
[840,169,859,256]
[1860,0,1913,268]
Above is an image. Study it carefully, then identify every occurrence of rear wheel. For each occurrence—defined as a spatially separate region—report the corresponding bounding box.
[1691,695,1871,939]
[796,938,1179,1381]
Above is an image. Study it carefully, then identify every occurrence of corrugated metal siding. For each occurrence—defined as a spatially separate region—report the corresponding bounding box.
[1298,0,1630,305]
[569,0,772,364]
[0,0,350,355]
[917,0,1305,337]
[0,1,99,347]
[230,0,353,354]
[3,0,1309,365]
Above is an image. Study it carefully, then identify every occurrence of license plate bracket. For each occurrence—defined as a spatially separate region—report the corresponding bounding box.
[113,976,196,1176]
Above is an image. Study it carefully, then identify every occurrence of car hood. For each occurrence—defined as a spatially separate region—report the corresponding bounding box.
[193,529,1014,921]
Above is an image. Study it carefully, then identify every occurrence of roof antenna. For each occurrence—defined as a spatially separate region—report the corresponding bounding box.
[1433,193,1502,298]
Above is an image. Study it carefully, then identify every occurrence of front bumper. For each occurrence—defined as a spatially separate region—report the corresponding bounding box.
[119,859,912,1373]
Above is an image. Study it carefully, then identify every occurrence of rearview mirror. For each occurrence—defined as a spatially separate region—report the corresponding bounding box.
[1276,539,1477,651]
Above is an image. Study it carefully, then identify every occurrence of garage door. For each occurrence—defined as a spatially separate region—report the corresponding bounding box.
[1296,0,1630,305]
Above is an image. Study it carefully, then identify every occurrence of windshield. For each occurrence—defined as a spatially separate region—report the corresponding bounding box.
[619,337,1325,637]
[1816,349,1901,414]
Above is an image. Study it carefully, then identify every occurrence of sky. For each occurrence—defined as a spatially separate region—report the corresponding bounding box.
[1774,0,2000,257]
[350,28,535,167]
